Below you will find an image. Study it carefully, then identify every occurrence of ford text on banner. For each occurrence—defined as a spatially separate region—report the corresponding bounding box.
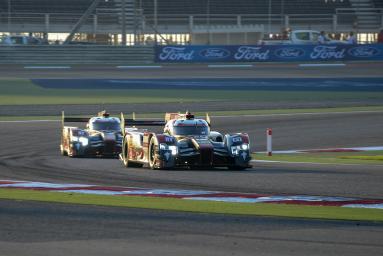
[155,44,383,63]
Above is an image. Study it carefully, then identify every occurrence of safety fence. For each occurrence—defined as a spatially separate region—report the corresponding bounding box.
[0,45,153,64]
[155,44,383,62]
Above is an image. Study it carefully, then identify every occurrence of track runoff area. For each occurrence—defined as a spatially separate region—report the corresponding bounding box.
[0,63,382,223]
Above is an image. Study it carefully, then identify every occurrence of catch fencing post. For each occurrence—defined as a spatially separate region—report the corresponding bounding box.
[267,128,272,156]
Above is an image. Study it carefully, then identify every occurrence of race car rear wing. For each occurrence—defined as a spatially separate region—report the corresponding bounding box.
[120,112,166,135]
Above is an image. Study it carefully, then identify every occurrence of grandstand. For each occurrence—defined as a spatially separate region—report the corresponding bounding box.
[0,0,382,44]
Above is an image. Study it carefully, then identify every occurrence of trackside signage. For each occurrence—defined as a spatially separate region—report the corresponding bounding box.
[155,44,383,62]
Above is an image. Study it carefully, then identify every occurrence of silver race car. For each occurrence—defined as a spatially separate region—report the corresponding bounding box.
[60,111,124,157]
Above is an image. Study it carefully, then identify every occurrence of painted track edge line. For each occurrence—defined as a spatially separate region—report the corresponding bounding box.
[299,63,346,67]
[24,66,71,69]
[116,65,162,69]
[252,160,383,167]
[207,64,253,68]
[1,180,383,209]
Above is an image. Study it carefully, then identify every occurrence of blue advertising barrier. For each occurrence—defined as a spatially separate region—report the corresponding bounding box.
[155,44,383,63]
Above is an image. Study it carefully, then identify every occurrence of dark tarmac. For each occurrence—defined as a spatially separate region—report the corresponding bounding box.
[0,111,382,198]
[1,200,382,256]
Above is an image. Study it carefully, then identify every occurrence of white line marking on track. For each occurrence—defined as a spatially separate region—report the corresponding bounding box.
[210,110,383,118]
[299,63,346,68]
[24,66,71,69]
[208,64,253,68]
[252,160,383,167]
[116,65,162,69]
[2,179,382,209]
[256,146,383,154]
[343,203,383,209]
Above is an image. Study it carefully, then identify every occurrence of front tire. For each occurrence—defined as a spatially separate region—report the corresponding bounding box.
[148,137,159,170]
[60,144,68,156]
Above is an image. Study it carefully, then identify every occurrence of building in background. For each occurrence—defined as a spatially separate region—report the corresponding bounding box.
[0,0,382,45]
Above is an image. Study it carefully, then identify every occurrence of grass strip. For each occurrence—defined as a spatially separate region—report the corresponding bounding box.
[0,188,382,222]
[339,155,383,161]
[253,151,383,165]
[1,78,383,105]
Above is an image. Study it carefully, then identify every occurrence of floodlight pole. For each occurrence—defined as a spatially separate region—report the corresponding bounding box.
[154,0,158,44]
[268,0,272,34]
[7,0,11,33]
[122,0,127,45]
[207,0,211,45]
[280,0,285,29]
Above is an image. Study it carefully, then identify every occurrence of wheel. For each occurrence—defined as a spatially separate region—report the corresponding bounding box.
[60,144,68,156]
[148,137,159,170]
[67,145,76,158]
[122,138,143,168]
[68,150,76,158]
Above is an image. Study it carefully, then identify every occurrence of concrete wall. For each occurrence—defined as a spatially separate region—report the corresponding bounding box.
[0,45,154,64]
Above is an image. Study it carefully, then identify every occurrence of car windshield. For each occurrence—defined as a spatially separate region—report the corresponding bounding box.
[10,37,24,44]
[295,32,310,41]
[173,126,209,136]
[92,121,120,131]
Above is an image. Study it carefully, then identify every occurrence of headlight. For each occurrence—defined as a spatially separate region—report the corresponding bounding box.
[231,144,249,155]
[79,137,89,146]
[231,145,240,155]
[73,136,88,146]
[168,145,178,156]
[159,143,178,156]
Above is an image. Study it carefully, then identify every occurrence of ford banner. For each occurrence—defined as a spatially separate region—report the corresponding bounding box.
[155,44,383,63]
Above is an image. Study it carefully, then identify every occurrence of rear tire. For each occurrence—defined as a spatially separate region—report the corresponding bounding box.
[122,138,143,168]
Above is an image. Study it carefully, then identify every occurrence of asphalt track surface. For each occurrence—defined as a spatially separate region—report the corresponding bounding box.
[1,200,382,256]
[0,111,382,198]
[1,62,383,79]
[1,63,383,255]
